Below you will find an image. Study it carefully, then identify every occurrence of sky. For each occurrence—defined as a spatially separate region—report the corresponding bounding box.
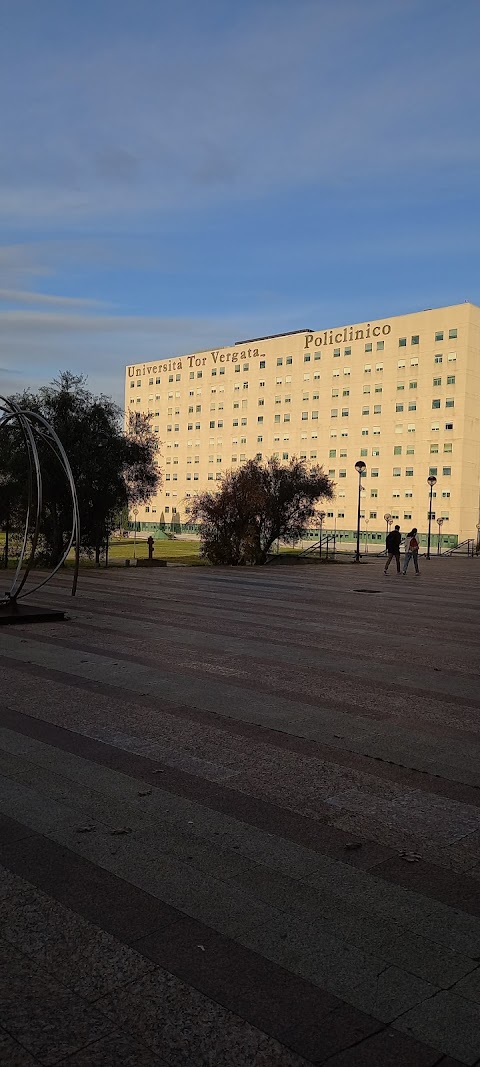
[0,0,479,407]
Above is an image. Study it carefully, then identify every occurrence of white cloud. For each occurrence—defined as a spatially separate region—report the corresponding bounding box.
[0,288,109,309]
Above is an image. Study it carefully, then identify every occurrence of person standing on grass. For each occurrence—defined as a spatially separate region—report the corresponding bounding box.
[384,524,402,574]
[403,528,420,575]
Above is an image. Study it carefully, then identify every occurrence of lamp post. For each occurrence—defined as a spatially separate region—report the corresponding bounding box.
[318,510,325,559]
[426,475,437,560]
[354,460,366,562]
[132,506,139,560]
[436,516,444,555]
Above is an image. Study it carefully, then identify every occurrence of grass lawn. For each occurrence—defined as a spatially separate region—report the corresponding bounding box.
[105,538,202,566]
[0,537,204,569]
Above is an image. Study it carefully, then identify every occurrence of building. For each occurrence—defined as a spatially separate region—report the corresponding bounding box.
[125,301,480,548]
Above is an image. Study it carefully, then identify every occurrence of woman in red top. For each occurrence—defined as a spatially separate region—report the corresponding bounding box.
[402,528,420,575]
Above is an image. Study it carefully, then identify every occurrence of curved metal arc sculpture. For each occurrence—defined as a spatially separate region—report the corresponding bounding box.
[0,395,80,607]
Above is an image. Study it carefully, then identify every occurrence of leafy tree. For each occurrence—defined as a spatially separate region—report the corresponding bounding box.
[191,456,333,565]
[0,373,160,566]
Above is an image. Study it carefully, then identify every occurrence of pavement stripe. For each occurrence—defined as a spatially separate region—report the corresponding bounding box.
[1,705,480,922]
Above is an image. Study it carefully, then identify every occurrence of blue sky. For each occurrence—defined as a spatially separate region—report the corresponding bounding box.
[0,0,479,405]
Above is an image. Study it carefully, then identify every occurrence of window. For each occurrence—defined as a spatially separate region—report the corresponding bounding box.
[407,424,415,434]
[344,347,351,356]
[445,422,454,431]
[409,381,417,390]
[363,385,371,394]
[393,468,401,477]
[371,489,378,498]
[312,410,318,419]
[408,403,416,412]
[433,377,442,386]
[445,398,454,408]
[448,352,456,362]
[276,357,283,366]
[411,335,419,345]
[443,467,452,476]
[375,364,383,373]
[397,383,405,391]
[257,416,263,424]
[398,360,406,370]
[302,411,308,421]
[372,448,380,457]
[444,443,453,453]
[434,354,443,364]
[432,399,441,409]
[405,468,413,477]
[394,445,402,455]
[376,340,384,351]
[333,347,340,357]
[329,449,336,458]
[339,470,347,478]
[340,449,347,458]
[399,337,407,347]
[331,409,338,418]
[449,328,457,339]
[410,357,418,367]
[396,404,404,413]
[360,448,367,457]
[447,375,455,385]
[343,368,350,376]
[374,385,382,393]
[435,331,444,342]
[431,422,440,432]
[286,356,293,365]
[442,491,450,499]
[364,364,371,374]
[361,428,368,436]
[342,388,350,397]
[430,444,439,453]
[274,414,280,423]
[429,467,437,476]
[362,406,370,415]
[304,355,311,363]
[374,405,382,414]
[371,468,379,478]
[284,413,290,422]
[365,342,372,352]
[341,408,349,417]
[260,360,265,369]
[370,512,377,519]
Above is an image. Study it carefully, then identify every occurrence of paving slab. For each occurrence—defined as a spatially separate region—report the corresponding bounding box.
[0,561,479,1064]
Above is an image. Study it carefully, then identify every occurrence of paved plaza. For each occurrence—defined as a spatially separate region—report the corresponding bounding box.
[0,557,480,1065]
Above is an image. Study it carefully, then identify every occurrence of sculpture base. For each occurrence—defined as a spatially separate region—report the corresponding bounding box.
[0,602,66,626]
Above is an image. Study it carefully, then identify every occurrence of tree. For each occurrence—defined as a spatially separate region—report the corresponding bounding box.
[0,373,161,566]
[191,456,333,565]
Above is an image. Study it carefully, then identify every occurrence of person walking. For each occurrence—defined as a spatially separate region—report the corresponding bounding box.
[384,524,402,574]
[402,528,420,575]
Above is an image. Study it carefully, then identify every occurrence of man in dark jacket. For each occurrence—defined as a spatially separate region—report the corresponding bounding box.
[384,524,401,574]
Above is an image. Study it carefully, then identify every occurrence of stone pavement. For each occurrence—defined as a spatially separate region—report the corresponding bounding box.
[0,557,480,1065]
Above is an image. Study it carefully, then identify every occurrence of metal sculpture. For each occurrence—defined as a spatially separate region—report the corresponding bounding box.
[0,395,80,623]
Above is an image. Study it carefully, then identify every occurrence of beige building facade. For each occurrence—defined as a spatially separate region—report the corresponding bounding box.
[125,302,480,548]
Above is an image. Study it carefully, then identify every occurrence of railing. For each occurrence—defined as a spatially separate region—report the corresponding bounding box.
[443,538,477,557]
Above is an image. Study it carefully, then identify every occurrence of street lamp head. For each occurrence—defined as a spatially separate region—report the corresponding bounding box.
[384,512,393,522]
[427,475,437,487]
[355,460,366,474]
[437,517,444,526]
